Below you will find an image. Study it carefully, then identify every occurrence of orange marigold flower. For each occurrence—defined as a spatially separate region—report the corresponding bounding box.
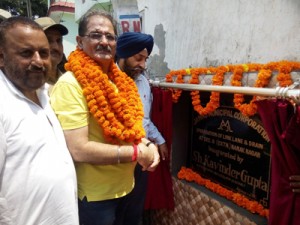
[166,61,299,116]
[66,48,145,144]
[177,167,269,217]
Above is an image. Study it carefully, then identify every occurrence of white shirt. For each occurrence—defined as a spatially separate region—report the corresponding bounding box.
[135,74,165,145]
[0,70,79,225]
[0,119,11,225]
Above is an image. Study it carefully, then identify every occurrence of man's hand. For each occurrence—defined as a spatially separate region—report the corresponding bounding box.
[137,138,160,171]
[158,142,168,160]
[145,142,160,172]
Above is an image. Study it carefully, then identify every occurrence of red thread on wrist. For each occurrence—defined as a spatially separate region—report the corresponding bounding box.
[132,145,138,161]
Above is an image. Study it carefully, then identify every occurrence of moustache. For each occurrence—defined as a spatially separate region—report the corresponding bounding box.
[27,65,46,72]
[129,67,146,74]
[96,45,112,53]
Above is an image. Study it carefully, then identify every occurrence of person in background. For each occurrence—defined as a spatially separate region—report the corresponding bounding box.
[35,17,68,87]
[114,32,168,225]
[0,16,78,225]
[57,53,68,73]
[50,9,160,225]
[0,9,11,23]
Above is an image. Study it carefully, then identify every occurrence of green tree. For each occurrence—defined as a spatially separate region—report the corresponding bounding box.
[0,0,48,18]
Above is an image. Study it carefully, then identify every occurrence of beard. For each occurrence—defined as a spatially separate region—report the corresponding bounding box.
[3,57,48,92]
[122,60,145,80]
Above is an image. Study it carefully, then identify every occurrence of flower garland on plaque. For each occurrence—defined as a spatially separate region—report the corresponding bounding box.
[165,61,300,116]
[178,166,269,217]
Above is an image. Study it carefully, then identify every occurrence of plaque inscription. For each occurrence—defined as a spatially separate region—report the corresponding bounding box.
[191,107,271,208]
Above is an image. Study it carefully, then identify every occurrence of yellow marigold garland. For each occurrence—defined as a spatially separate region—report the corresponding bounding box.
[65,48,145,144]
[165,61,300,116]
[177,166,269,217]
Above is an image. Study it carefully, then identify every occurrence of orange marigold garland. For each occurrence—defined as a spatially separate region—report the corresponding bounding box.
[65,48,145,144]
[177,167,269,217]
[190,66,227,115]
[230,65,272,116]
[165,61,300,116]
[165,69,187,103]
[230,61,299,116]
[276,60,295,87]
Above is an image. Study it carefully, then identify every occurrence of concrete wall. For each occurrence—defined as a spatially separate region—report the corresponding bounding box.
[61,12,77,57]
[111,0,141,34]
[75,0,111,21]
[137,0,300,79]
[48,0,77,57]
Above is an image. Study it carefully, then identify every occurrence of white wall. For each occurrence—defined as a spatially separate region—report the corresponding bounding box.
[61,13,77,57]
[111,0,141,34]
[137,0,300,77]
[48,0,77,58]
[75,0,110,21]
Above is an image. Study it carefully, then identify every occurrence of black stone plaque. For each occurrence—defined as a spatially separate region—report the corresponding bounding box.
[190,106,271,208]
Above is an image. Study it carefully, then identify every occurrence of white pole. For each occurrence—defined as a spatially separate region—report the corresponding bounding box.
[26,0,32,18]
[150,80,300,98]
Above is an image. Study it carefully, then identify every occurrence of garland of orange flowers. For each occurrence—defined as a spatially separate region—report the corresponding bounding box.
[165,61,300,116]
[230,64,272,116]
[177,166,269,217]
[190,66,227,115]
[229,61,300,116]
[165,69,186,103]
[65,48,145,144]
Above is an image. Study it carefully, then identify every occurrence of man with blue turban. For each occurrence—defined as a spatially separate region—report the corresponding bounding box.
[116,32,154,79]
[115,32,168,225]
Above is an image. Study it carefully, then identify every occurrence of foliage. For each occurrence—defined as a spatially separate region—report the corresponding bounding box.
[0,0,48,18]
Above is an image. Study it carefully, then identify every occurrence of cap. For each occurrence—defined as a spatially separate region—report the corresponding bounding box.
[35,17,68,36]
[0,9,11,20]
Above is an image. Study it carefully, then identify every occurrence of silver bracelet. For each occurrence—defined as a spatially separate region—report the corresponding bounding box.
[117,146,121,164]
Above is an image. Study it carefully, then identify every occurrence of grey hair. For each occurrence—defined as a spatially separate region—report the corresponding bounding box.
[78,9,118,37]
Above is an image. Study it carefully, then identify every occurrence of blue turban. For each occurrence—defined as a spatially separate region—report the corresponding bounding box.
[116,32,154,59]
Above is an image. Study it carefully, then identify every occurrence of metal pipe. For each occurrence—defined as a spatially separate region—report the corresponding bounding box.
[150,80,300,98]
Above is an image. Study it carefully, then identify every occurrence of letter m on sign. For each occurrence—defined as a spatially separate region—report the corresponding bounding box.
[119,14,141,33]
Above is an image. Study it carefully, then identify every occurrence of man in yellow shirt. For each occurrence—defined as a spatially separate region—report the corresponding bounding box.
[50,9,160,225]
